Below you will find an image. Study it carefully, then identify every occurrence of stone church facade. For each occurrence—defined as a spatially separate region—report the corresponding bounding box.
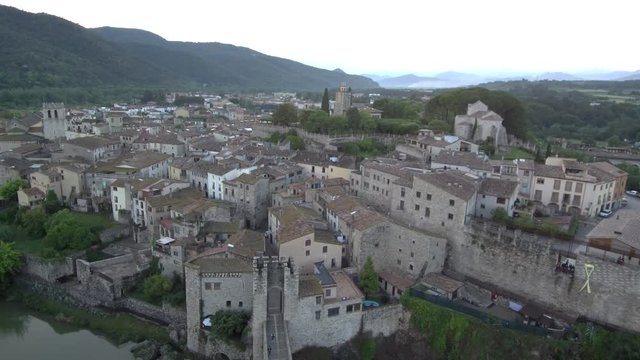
[454,100,508,147]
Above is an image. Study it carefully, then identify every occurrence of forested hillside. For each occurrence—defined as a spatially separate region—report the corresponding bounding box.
[0,5,377,93]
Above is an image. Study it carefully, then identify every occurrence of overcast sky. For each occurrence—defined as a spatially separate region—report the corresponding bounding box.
[3,0,639,76]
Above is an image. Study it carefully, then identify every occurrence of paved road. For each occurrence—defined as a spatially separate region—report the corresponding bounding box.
[265,313,289,360]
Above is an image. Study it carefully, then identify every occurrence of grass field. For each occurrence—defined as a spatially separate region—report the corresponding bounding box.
[494,147,535,160]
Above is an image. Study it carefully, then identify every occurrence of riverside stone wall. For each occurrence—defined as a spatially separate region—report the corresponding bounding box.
[362,304,410,338]
[21,254,75,282]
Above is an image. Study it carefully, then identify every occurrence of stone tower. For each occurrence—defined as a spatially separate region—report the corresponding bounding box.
[333,82,351,117]
[42,102,66,140]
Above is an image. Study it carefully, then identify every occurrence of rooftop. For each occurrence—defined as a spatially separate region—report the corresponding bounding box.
[479,178,519,198]
[415,170,480,201]
[586,209,640,250]
[228,229,265,258]
[299,275,324,297]
[422,272,464,293]
[65,136,120,150]
[187,256,252,274]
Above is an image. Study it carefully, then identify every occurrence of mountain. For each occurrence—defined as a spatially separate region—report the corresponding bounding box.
[378,74,439,88]
[535,72,583,81]
[0,5,377,91]
[618,70,640,81]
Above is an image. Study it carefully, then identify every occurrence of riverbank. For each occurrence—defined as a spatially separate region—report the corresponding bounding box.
[6,284,171,345]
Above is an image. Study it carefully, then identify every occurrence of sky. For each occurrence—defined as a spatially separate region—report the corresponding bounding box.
[2,0,639,76]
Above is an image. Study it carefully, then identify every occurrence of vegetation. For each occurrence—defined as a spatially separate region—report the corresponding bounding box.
[0,241,22,294]
[43,190,61,214]
[0,5,377,92]
[133,258,185,307]
[8,287,170,344]
[341,139,389,158]
[359,257,379,298]
[402,293,640,360]
[321,88,330,114]
[616,163,640,190]
[209,310,251,339]
[42,210,99,258]
[265,130,305,150]
[359,337,376,360]
[272,103,299,125]
[424,87,528,139]
[492,208,509,222]
[0,179,29,201]
[372,98,423,120]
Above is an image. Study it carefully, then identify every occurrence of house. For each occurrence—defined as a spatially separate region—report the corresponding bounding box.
[110,178,190,224]
[223,173,269,229]
[17,187,45,207]
[0,134,41,152]
[590,162,628,209]
[132,133,186,157]
[390,170,481,234]
[431,151,492,177]
[292,151,356,181]
[268,205,341,274]
[92,152,171,179]
[475,178,520,218]
[585,209,640,263]
[454,101,508,147]
[206,162,256,200]
[58,136,122,164]
[398,135,479,162]
[0,157,34,184]
[55,164,86,206]
[29,169,63,201]
[420,272,465,301]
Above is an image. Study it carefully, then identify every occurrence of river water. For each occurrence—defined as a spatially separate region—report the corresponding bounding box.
[0,301,134,360]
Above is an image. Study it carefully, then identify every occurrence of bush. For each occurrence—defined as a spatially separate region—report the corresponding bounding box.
[209,310,250,339]
[141,274,172,303]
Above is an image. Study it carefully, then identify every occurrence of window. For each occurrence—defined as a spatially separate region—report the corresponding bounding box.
[411,252,414,258]
[448,213,454,220]
[328,307,339,317]
[551,192,559,203]
[534,190,542,201]
[536,178,545,185]
[575,183,583,193]
[305,239,311,246]
[311,166,315,173]
[426,194,432,201]
[205,282,211,290]
[425,207,430,217]
[401,188,405,197]
[325,288,331,297]
[416,191,421,198]
[316,296,322,305]
[397,259,401,265]
[565,181,573,192]
[415,204,420,211]
[480,204,485,209]
[226,301,231,307]
[496,197,506,204]
[239,301,243,308]
[553,180,561,190]
[399,200,405,210]
[114,196,118,203]
[409,264,414,271]
[305,250,310,256]
[322,167,326,173]
[214,282,221,290]
[449,199,455,206]
[347,304,354,313]
[354,303,361,311]
[322,246,328,253]
[315,311,321,320]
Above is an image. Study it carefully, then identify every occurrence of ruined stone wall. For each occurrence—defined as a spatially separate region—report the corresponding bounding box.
[361,304,410,338]
[447,223,640,332]
[185,264,202,353]
[99,224,131,243]
[116,297,186,325]
[22,254,75,282]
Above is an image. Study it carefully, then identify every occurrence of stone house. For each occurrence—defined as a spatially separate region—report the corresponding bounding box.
[454,100,508,147]
[585,209,640,262]
[29,168,63,201]
[591,161,628,209]
[430,150,492,178]
[207,162,256,200]
[17,187,45,207]
[223,173,269,229]
[132,134,186,157]
[0,157,34,184]
[293,151,356,181]
[109,178,190,224]
[56,164,86,206]
[389,170,481,234]
[0,134,42,152]
[168,157,197,181]
[475,178,520,218]
[57,136,122,164]
[268,205,341,274]
[398,135,479,162]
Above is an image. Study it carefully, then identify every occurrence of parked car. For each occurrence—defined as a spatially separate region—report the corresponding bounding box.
[625,190,639,197]
[599,209,613,218]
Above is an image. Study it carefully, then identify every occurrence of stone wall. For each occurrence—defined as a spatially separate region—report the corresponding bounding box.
[99,224,131,243]
[361,304,410,338]
[115,297,186,326]
[21,254,75,282]
[447,223,640,332]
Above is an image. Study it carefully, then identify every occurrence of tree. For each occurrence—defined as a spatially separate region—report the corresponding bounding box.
[359,256,379,298]
[607,135,622,147]
[470,119,478,139]
[0,240,22,293]
[210,310,250,339]
[272,103,298,125]
[321,88,330,114]
[142,274,172,302]
[545,143,552,159]
[0,179,29,202]
[286,134,305,150]
[43,209,97,256]
[534,147,544,163]
[480,137,496,156]
[493,208,509,223]
[21,207,47,237]
[346,108,361,131]
[360,112,377,133]
[44,190,60,214]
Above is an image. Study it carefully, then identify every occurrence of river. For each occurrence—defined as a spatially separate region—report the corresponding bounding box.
[0,301,134,360]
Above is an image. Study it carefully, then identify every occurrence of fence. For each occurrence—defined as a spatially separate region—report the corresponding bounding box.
[409,286,553,337]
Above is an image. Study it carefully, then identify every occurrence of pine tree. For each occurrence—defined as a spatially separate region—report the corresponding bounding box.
[470,118,478,139]
[545,143,552,159]
[321,88,330,114]
[359,257,379,298]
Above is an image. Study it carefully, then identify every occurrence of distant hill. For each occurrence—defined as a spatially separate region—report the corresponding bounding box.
[378,74,439,88]
[618,71,640,81]
[0,5,378,91]
[535,72,583,81]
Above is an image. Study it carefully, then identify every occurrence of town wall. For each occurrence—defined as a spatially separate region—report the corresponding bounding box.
[361,304,410,338]
[447,222,640,332]
[99,224,131,243]
[116,297,186,325]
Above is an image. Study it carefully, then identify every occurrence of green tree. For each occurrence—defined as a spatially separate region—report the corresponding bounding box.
[286,135,305,150]
[0,240,22,293]
[209,310,250,339]
[428,119,451,133]
[545,143,552,159]
[481,137,496,156]
[43,209,97,256]
[272,103,298,125]
[346,108,361,131]
[321,88,330,114]
[0,179,29,202]
[142,274,172,303]
[359,257,379,298]
[534,147,544,163]
[470,118,478,139]
[493,208,509,223]
[607,135,622,147]
[360,112,376,133]
[44,190,61,214]
[21,207,47,238]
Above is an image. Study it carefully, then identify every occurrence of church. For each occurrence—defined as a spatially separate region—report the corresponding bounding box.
[454,101,508,147]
